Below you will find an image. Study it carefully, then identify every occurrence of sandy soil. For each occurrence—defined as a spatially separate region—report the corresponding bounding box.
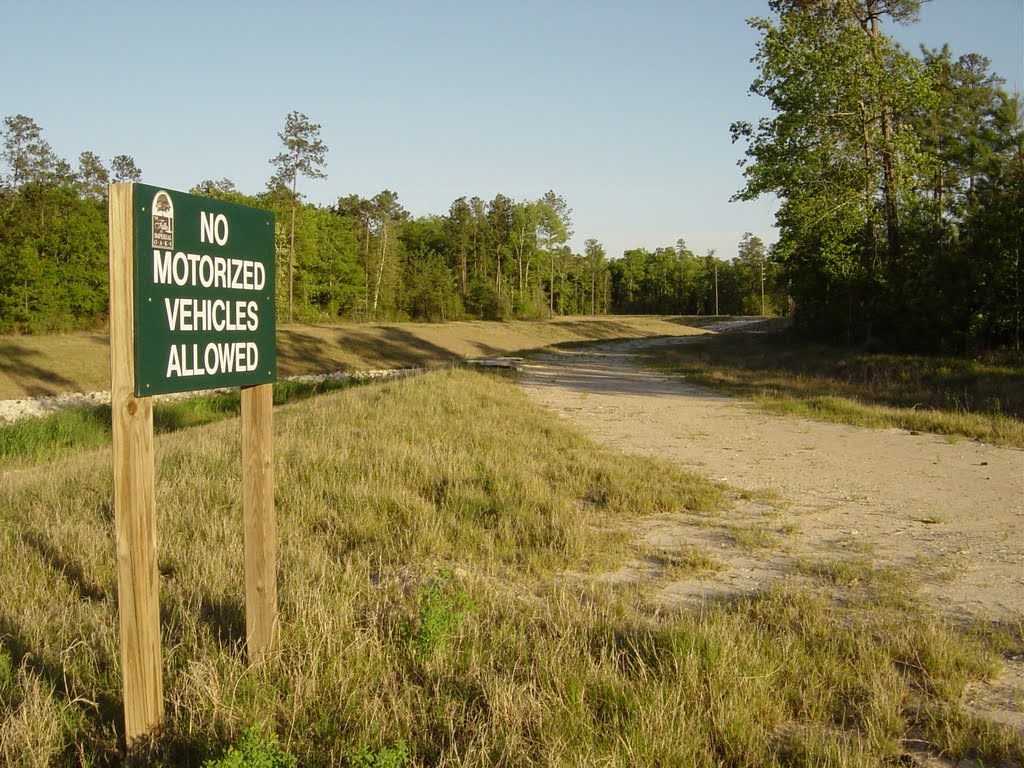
[520,324,1024,741]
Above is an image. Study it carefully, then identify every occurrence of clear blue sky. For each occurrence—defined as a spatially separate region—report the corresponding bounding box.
[3,0,1021,262]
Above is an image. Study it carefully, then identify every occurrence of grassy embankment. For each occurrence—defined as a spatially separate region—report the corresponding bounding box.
[1,368,1021,766]
[0,316,709,400]
[638,329,1024,447]
[0,316,708,466]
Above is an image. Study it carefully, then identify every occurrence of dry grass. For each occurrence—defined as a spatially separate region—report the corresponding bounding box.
[0,369,1019,766]
[639,331,1024,447]
[0,316,708,400]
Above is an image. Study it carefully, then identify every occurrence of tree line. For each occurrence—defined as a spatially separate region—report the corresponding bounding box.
[0,112,776,333]
[7,0,1018,350]
[732,0,1023,352]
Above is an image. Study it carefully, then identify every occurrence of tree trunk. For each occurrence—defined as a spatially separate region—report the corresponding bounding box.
[460,247,467,298]
[288,174,297,324]
[591,265,596,315]
[860,100,880,271]
[869,14,900,269]
[760,259,765,316]
[549,252,555,318]
[372,223,388,319]
[1015,248,1021,352]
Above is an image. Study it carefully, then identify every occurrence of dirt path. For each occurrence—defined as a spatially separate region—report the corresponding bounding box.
[521,329,1024,744]
[520,331,1024,745]
[522,330,1023,620]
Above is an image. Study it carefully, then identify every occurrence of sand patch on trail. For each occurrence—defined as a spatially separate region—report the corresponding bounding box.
[520,328,1024,738]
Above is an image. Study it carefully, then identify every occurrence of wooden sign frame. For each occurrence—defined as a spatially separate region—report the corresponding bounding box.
[108,183,277,747]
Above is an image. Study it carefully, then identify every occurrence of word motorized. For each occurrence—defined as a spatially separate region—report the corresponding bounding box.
[153,250,267,291]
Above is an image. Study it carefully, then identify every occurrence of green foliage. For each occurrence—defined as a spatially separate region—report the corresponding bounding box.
[0,406,111,463]
[0,114,613,331]
[348,739,411,768]
[733,1,1023,351]
[399,570,474,662]
[609,240,785,317]
[0,644,14,701]
[202,726,296,768]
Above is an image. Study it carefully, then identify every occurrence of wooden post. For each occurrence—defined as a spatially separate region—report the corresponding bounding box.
[242,383,277,663]
[108,183,164,742]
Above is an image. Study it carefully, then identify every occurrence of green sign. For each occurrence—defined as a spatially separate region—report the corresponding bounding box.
[133,184,276,396]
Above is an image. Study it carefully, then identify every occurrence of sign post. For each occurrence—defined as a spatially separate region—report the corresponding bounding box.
[108,183,277,746]
[242,383,277,662]
[109,184,163,743]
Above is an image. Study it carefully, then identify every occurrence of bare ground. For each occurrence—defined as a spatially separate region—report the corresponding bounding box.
[520,326,1024,742]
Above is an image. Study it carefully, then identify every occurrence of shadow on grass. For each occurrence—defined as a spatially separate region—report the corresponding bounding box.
[278,325,462,375]
[198,596,247,652]
[20,531,107,602]
[643,331,1024,418]
[0,343,77,397]
[0,611,123,747]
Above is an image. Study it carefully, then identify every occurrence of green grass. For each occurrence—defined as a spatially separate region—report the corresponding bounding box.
[0,377,363,468]
[0,369,1019,765]
[637,331,1024,447]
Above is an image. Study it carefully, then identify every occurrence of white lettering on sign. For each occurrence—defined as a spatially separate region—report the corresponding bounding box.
[166,342,259,378]
[163,298,259,332]
[199,211,229,246]
[153,250,265,291]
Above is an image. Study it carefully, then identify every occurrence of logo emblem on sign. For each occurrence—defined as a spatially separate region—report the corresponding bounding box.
[152,191,174,249]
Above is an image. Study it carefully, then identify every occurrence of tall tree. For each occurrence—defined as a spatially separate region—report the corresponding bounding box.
[269,111,328,323]
[2,115,54,190]
[77,151,109,201]
[110,154,142,183]
[737,232,768,315]
[537,190,572,316]
[584,238,606,314]
[444,197,473,300]
[732,0,931,342]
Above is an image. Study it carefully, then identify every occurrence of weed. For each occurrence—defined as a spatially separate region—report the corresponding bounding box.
[737,487,785,506]
[0,376,361,467]
[202,726,296,768]
[399,571,474,662]
[349,739,411,768]
[794,558,916,608]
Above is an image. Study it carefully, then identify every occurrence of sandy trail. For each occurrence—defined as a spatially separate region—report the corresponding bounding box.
[521,328,1024,744]
[520,328,1023,622]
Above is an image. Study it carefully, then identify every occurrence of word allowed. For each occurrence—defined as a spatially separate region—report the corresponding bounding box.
[166,342,259,378]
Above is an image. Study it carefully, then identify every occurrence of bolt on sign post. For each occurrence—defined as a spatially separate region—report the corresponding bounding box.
[108,183,277,746]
